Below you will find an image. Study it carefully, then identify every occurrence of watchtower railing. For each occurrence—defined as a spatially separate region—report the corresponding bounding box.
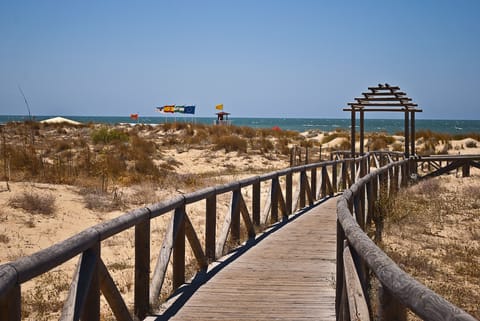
[0,154,368,321]
[336,156,477,321]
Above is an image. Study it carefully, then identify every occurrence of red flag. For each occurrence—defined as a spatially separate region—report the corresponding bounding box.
[130,113,139,120]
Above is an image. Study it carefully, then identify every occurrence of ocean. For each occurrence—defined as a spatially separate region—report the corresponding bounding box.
[1,115,479,135]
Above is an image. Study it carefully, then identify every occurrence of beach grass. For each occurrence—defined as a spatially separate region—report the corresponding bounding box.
[379,176,480,319]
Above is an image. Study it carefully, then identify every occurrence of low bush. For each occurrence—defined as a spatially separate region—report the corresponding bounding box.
[91,126,129,145]
[321,130,349,144]
[465,140,477,148]
[213,135,248,153]
[8,190,56,215]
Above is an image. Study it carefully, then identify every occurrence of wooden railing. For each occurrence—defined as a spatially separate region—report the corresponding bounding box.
[414,154,480,179]
[336,155,478,321]
[0,155,364,321]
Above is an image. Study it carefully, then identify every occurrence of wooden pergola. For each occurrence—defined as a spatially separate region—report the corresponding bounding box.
[343,83,422,158]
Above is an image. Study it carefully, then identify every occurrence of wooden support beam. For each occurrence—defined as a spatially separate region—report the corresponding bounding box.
[348,103,418,107]
[99,260,133,321]
[60,245,100,321]
[343,108,422,112]
[150,206,185,304]
[134,219,150,320]
[238,192,256,237]
[184,213,208,270]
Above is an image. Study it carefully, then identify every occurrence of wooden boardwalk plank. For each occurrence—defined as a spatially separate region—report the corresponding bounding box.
[147,197,337,321]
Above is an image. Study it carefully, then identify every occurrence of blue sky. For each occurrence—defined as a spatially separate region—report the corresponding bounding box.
[1,1,479,119]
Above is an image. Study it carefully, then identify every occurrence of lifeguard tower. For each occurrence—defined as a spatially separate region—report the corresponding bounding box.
[214,111,231,125]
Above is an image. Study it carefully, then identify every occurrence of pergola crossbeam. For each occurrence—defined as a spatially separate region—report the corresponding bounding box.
[343,108,422,112]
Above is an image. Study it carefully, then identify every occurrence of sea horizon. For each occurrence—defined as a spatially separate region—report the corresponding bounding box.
[1,115,480,135]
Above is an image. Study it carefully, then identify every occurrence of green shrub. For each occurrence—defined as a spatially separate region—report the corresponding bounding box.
[91,126,129,144]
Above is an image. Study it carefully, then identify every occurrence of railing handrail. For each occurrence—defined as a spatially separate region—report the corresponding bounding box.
[336,157,477,321]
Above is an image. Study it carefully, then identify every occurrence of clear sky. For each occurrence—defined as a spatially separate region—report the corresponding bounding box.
[1,0,479,119]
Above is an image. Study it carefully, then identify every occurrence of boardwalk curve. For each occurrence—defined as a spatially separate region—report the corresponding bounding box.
[148,197,337,321]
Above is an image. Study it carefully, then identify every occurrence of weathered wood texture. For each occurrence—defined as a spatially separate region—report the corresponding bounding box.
[337,158,478,321]
[149,197,338,321]
[414,155,480,179]
[343,246,370,321]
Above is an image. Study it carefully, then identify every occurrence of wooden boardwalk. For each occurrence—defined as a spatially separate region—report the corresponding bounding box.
[147,197,337,321]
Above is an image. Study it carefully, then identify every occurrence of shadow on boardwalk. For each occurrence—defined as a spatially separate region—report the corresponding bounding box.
[147,196,337,321]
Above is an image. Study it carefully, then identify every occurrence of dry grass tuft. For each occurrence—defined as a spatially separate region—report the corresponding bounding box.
[8,190,56,215]
[212,135,248,153]
[0,233,9,244]
[22,270,70,321]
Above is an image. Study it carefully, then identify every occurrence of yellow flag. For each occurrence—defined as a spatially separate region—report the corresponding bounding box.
[215,104,223,110]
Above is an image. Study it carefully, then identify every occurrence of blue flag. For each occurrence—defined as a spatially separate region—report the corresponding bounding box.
[183,105,195,114]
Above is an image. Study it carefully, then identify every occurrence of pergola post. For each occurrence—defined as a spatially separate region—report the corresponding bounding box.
[351,109,356,184]
[404,109,410,158]
[360,109,365,155]
[410,110,416,156]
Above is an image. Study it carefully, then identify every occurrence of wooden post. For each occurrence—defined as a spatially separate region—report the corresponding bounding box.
[271,177,279,223]
[336,221,346,319]
[290,147,294,167]
[252,179,261,225]
[231,190,241,241]
[0,284,21,321]
[321,166,327,198]
[299,171,306,209]
[82,242,101,321]
[360,109,364,155]
[172,206,186,289]
[351,109,356,184]
[332,162,337,193]
[393,165,399,193]
[404,110,410,158]
[311,168,317,201]
[305,146,309,165]
[401,162,408,187]
[462,161,470,177]
[366,180,374,225]
[378,284,407,321]
[360,157,367,225]
[410,110,415,156]
[286,172,292,215]
[206,194,217,261]
[135,219,150,320]
[341,161,347,190]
